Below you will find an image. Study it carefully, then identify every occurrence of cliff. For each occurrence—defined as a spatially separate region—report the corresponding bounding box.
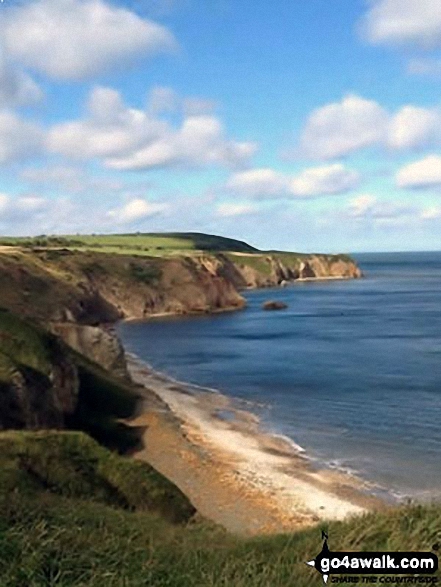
[0,238,361,432]
[0,309,78,429]
[0,247,360,326]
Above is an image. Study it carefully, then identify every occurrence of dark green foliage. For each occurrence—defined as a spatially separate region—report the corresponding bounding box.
[129,262,162,284]
[159,232,259,252]
[0,431,195,524]
[67,356,140,453]
[0,308,60,380]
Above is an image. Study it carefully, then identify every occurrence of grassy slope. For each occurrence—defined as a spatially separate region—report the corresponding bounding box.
[0,313,439,585]
[0,309,58,382]
[0,308,140,450]
[0,434,439,587]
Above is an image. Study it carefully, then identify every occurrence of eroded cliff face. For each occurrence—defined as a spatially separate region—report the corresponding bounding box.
[0,247,361,429]
[0,250,245,326]
[0,248,361,376]
[0,311,79,429]
[200,253,361,289]
[49,323,128,379]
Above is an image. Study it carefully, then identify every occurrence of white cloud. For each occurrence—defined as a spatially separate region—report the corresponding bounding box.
[299,95,388,160]
[347,194,414,223]
[348,194,377,217]
[421,206,441,219]
[1,0,178,80]
[388,106,441,150]
[147,86,217,116]
[360,0,441,50]
[14,196,47,212]
[396,155,441,188]
[216,203,257,217]
[21,164,126,194]
[0,111,44,165]
[225,168,287,198]
[0,194,49,220]
[290,164,359,196]
[48,86,256,170]
[107,198,169,223]
[226,164,360,199]
[298,94,441,159]
[148,86,179,114]
[0,193,9,212]
[0,46,42,108]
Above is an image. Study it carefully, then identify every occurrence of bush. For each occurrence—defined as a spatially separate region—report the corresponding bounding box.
[129,262,162,284]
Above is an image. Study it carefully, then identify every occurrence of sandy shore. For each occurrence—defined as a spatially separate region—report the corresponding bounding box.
[127,356,385,535]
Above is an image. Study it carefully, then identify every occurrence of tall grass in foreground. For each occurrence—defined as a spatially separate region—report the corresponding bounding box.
[0,431,440,587]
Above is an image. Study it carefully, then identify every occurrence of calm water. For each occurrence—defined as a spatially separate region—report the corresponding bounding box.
[118,252,441,500]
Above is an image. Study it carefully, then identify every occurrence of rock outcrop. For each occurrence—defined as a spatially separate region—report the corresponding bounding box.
[50,323,129,380]
[0,311,79,429]
[262,301,288,311]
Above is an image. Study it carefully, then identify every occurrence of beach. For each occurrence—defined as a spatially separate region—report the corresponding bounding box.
[127,356,384,536]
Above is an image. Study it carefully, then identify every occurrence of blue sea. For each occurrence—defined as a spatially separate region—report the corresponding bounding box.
[118,252,441,501]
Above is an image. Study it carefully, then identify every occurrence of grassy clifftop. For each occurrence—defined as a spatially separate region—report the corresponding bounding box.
[0,232,258,256]
[0,233,360,323]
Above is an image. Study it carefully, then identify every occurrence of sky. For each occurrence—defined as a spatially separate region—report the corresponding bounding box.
[0,0,441,252]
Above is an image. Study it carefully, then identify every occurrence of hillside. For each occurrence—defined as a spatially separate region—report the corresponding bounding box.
[0,232,259,256]
[0,431,439,586]
[0,235,360,325]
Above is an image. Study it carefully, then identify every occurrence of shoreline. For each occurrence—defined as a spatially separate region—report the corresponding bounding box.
[122,274,360,322]
[126,353,387,536]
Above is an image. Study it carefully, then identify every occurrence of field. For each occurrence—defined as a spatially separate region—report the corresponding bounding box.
[0,232,259,257]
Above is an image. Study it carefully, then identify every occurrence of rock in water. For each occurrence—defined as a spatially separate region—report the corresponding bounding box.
[262,300,288,311]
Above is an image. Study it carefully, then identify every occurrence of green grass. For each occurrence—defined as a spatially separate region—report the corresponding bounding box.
[0,439,439,587]
[0,431,195,521]
[0,308,57,381]
[225,253,274,276]
[0,232,258,257]
[0,309,141,450]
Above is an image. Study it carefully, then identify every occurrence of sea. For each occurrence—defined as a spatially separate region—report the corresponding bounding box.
[117,252,441,502]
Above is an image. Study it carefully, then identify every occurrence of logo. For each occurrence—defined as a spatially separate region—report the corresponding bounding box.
[305,531,438,584]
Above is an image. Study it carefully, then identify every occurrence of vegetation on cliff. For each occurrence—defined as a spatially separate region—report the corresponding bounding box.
[0,434,439,587]
[0,233,380,586]
[0,233,360,324]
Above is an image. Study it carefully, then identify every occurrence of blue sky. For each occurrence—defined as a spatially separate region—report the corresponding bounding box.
[0,0,441,252]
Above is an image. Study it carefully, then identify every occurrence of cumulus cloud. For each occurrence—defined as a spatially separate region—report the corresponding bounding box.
[360,0,441,50]
[0,47,42,108]
[348,194,378,217]
[107,198,169,223]
[388,106,441,150]
[298,94,441,159]
[226,164,360,199]
[226,168,287,198]
[290,164,360,196]
[347,194,414,224]
[216,203,257,217]
[421,206,441,219]
[0,194,49,220]
[0,111,44,165]
[396,155,441,188]
[1,0,178,80]
[0,193,9,212]
[299,95,388,160]
[147,86,217,116]
[48,86,256,170]
[21,164,126,194]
